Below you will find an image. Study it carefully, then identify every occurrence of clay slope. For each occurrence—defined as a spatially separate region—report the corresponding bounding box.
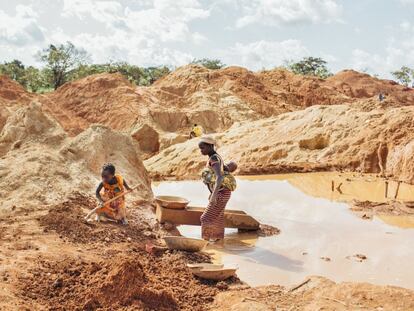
[0,102,152,212]
[145,99,414,183]
[41,66,413,135]
[0,75,38,132]
[42,73,146,136]
[0,75,35,107]
[42,67,280,137]
[326,69,414,104]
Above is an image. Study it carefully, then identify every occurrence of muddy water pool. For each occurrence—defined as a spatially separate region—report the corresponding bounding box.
[153,173,414,289]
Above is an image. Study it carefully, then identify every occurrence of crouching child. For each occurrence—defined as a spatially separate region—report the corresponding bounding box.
[95,163,131,225]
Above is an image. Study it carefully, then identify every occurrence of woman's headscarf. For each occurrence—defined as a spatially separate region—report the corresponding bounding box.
[199,135,217,146]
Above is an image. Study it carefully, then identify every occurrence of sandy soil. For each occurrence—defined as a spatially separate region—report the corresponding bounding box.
[1,192,241,311]
[210,276,414,311]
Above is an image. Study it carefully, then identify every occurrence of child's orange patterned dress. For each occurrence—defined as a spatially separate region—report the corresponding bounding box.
[97,175,126,220]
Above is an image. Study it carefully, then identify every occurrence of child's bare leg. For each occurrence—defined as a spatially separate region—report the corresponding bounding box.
[118,205,128,225]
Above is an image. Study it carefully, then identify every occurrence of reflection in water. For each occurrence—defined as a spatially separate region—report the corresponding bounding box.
[239,172,414,203]
[153,173,414,289]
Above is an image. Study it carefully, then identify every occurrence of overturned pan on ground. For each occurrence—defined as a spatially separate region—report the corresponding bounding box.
[155,195,189,210]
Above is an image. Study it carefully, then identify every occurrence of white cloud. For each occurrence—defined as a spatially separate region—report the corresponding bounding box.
[236,0,343,28]
[400,21,414,32]
[62,0,123,24]
[399,0,414,4]
[222,39,310,71]
[351,17,414,79]
[351,19,414,79]
[0,5,45,46]
[62,0,209,42]
[57,0,210,65]
[351,45,414,78]
[68,31,194,65]
[123,1,209,43]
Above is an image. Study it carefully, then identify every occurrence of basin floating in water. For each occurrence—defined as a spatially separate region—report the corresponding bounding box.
[192,267,238,281]
[163,236,207,252]
[155,195,189,210]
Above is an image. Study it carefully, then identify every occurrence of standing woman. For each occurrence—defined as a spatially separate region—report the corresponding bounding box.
[198,136,232,242]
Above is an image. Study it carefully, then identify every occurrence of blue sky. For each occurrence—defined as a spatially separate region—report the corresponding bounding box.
[0,0,413,78]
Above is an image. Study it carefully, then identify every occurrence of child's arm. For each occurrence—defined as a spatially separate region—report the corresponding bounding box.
[123,179,132,191]
[95,182,104,204]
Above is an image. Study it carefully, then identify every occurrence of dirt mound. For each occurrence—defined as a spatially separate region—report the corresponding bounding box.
[0,102,65,155]
[257,68,350,108]
[20,249,235,310]
[153,65,283,118]
[0,103,152,212]
[131,123,160,154]
[42,73,146,136]
[60,124,152,199]
[326,69,414,104]
[146,100,414,184]
[0,75,35,106]
[150,65,350,126]
[40,192,155,244]
[22,255,176,310]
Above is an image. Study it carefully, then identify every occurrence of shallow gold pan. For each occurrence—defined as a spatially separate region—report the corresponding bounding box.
[192,268,238,281]
[187,263,224,272]
[163,236,207,252]
[155,195,189,209]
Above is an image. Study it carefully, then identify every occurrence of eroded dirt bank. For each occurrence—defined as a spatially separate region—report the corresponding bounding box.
[146,100,414,184]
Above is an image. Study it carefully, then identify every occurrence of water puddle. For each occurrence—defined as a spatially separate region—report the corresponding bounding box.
[153,173,414,289]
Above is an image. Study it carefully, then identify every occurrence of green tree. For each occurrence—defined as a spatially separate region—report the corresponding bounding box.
[0,60,27,86]
[141,66,171,85]
[192,58,225,70]
[24,66,45,92]
[391,66,414,86]
[287,57,332,79]
[108,62,144,84]
[37,42,90,89]
[68,64,109,81]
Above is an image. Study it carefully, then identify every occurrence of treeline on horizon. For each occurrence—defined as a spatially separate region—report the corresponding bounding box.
[1,41,413,94]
